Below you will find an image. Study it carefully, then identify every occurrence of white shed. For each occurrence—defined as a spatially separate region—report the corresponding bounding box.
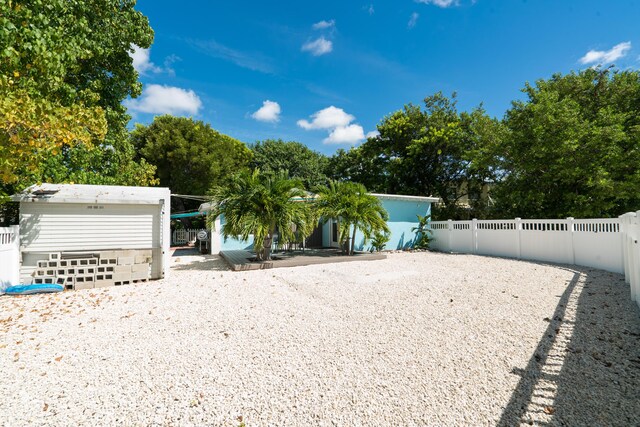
[11,183,170,285]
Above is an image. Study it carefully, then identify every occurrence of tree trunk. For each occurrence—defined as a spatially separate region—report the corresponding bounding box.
[262,236,273,261]
[350,222,357,255]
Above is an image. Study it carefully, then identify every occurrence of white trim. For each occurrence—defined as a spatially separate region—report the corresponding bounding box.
[370,193,440,203]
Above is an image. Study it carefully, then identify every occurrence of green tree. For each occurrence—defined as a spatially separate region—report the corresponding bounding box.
[494,67,640,218]
[328,93,503,220]
[0,0,157,200]
[249,139,329,189]
[208,170,317,261]
[131,115,252,217]
[315,181,389,255]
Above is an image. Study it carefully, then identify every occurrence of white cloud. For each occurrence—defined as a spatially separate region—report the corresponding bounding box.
[251,100,281,123]
[313,20,335,30]
[366,130,380,139]
[580,42,632,65]
[124,84,202,115]
[298,106,365,145]
[301,37,333,56]
[324,124,365,144]
[130,45,162,74]
[416,0,460,7]
[408,12,419,28]
[297,106,354,130]
[366,4,375,15]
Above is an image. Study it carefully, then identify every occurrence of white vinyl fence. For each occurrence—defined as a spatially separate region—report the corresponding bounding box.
[171,228,208,245]
[429,214,640,310]
[0,226,20,290]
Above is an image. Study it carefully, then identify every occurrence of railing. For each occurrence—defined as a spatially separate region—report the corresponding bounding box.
[171,228,208,245]
[0,225,20,290]
[429,214,640,310]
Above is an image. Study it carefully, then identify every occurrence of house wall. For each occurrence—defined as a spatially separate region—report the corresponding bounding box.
[351,199,431,251]
[212,199,432,254]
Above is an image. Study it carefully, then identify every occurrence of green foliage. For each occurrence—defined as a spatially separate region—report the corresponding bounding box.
[411,215,432,249]
[328,93,504,220]
[314,181,389,255]
[249,139,329,189]
[494,67,640,218]
[208,170,317,261]
[0,0,157,200]
[132,116,252,196]
[369,231,390,253]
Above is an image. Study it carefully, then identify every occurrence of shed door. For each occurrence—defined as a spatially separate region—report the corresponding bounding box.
[20,203,160,252]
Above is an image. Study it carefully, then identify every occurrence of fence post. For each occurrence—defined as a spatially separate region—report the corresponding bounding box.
[447,219,453,253]
[632,211,640,306]
[567,217,575,265]
[11,225,20,286]
[515,218,522,259]
[472,219,477,254]
[620,213,630,284]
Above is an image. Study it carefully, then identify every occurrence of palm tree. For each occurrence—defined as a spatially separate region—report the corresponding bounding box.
[315,181,389,255]
[346,184,389,255]
[208,170,316,261]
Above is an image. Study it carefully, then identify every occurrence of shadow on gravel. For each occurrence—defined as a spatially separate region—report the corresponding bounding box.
[498,266,640,426]
[171,256,230,272]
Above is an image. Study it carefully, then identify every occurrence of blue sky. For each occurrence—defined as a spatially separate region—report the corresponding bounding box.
[128,0,640,154]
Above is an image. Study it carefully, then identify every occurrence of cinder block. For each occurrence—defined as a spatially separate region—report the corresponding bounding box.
[46,269,56,276]
[114,265,131,273]
[66,268,76,276]
[37,260,49,268]
[70,259,80,266]
[87,258,98,266]
[113,272,131,282]
[74,281,94,290]
[79,259,89,266]
[43,277,54,284]
[114,280,131,286]
[59,260,69,267]
[134,255,152,264]
[86,267,96,275]
[49,252,61,261]
[99,258,117,265]
[94,279,114,288]
[131,263,149,273]
[56,269,66,276]
[34,278,43,284]
[131,270,149,280]
[55,276,66,286]
[47,261,58,268]
[117,257,134,266]
[35,269,46,277]
[99,250,117,259]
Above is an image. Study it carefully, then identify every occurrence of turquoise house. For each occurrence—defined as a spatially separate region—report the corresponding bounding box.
[201,193,439,254]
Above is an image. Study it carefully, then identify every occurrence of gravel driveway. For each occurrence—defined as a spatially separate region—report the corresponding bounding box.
[1,252,639,426]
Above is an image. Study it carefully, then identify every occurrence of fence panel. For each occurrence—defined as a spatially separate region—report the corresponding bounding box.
[573,218,624,274]
[429,222,451,252]
[519,219,573,265]
[0,225,20,289]
[476,220,519,259]
[450,221,474,253]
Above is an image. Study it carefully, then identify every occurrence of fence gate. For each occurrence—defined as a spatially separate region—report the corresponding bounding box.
[172,228,208,245]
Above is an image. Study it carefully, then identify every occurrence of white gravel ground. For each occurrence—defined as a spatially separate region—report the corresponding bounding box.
[1,252,639,426]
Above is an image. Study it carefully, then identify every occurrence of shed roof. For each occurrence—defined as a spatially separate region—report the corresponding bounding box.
[11,183,170,205]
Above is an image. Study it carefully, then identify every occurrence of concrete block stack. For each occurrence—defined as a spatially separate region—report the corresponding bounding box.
[31,250,152,290]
